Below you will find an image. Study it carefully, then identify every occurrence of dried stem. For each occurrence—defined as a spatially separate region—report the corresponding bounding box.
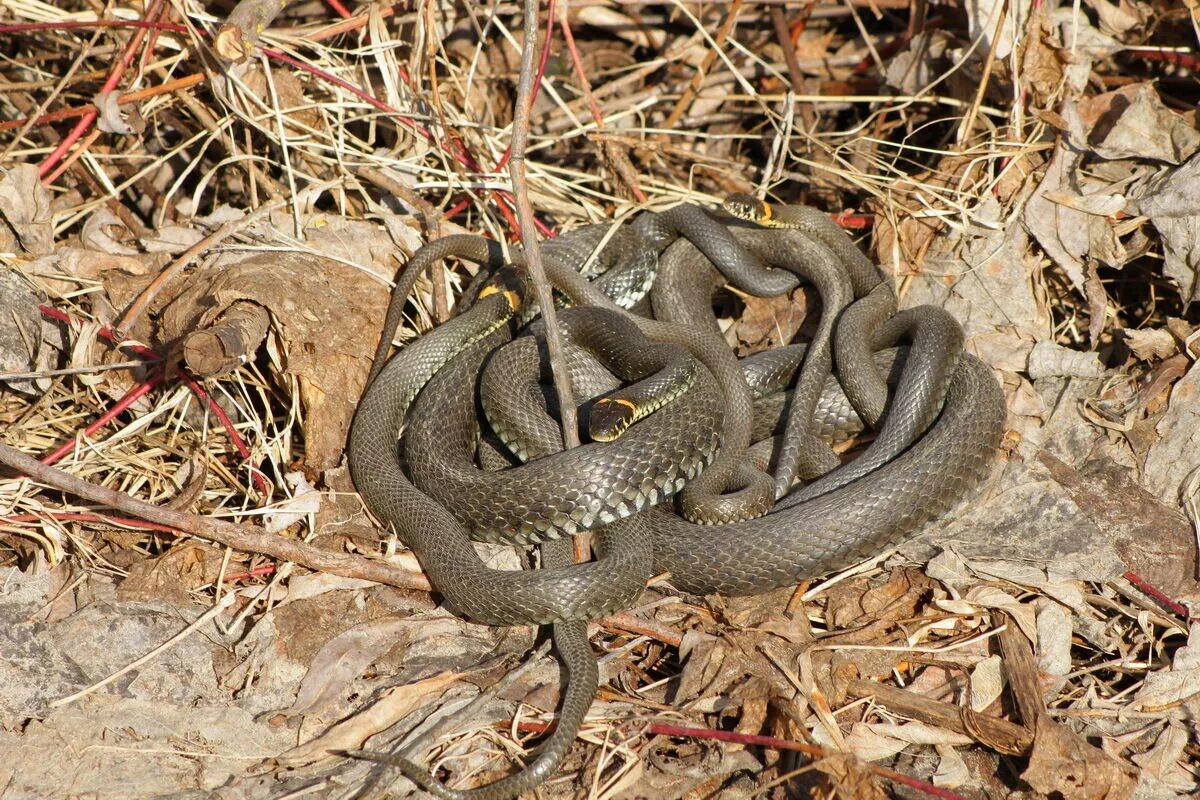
[509,0,579,454]
[0,441,432,592]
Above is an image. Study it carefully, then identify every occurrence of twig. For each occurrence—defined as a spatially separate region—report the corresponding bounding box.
[658,0,747,136]
[509,1,579,454]
[0,441,432,593]
[956,0,1008,145]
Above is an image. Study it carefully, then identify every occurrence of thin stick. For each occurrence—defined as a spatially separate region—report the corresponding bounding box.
[0,441,432,593]
[509,1,579,453]
[957,0,1008,145]
[658,0,746,136]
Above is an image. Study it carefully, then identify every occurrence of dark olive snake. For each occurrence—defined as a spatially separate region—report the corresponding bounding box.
[346,199,1006,799]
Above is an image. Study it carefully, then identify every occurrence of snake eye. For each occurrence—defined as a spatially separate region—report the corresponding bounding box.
[722,193,771,224]
[589,397,638,442]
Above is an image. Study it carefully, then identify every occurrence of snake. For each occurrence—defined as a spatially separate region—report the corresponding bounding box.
[347,200,1006,799]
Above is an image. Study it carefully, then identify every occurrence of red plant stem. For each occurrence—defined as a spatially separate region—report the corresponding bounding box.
[38,0,167,180]
[832,212,873,230]
[37,305,159,360]
[1125,48,1199,70]
[7,17,550,237]
[1124,571,1192,619]
[0,512,180,534]
[40,371,165,466]
[36,306,268,498]
[325,0,354,19]
[443,198,471,220]
[221,564,279,582]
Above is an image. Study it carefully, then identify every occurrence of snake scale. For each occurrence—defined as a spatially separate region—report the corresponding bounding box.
[347,199,1006,799]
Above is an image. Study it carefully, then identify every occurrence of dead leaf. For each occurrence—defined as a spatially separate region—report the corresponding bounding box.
[729,287,811,356]
[117,545,223,605]
[824,569,933,631]
[1078,83,1200,165]
[274,670,463,767]
[1143,360,1200,504]
[969,655,1005,711]
[0,268,45,395]
[1022,713,1137,800]
[1131,724,1196,793]
[159,251,389,473]
[282,617,427,719]
[80,208,138,255]
[1125,328,1178,361]
[1024,131,1099,291]
[0,164,54,255]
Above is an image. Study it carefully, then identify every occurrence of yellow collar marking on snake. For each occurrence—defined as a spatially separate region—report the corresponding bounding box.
[478,285,522,311]
[599,397,638,412]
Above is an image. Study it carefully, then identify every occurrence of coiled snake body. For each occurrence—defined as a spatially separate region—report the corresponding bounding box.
[347,201,1005,799]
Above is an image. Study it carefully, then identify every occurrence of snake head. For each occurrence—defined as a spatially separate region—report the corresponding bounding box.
[589,397,638,442]
[722,193,772,225]
[478,266,529,312]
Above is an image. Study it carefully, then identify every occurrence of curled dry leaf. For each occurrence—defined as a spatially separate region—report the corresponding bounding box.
[1129,622,1200,712]
[968,654,1005,711]
[1131,724,1196,793]
[1142,361,1200,505]
[1124,328,1178,361]
[1076,83,1200,165]
[0,164,54,256]
[1027,340,1106,379]
[159,251,388,473]
[1022,713,1137,800]
[0,268,45,395]
[273,669,464,767]
[263,472,322,534]
[282,618,432,720]
[80,208,138,256]
[1126,152,1200,306]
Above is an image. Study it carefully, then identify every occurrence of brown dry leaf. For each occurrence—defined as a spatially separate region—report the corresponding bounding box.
[1142,360,1200,505]
[793,28,837,61]
[0,268,44,395]
[1018,7,1066,107]
[240,66,326,134]
[273,670,464,767]
[0,164,54,255]
[883,31,951,95]
[80,208,138,256]
[1024,132,1098,292]
[1131,724,1196,793]
[813,752,887,800]
[824,569,933,631]
[1125,152,1200,306]
[282,618,429,719]
[116,544,224,605]
[1076,83,1200,165]
[729,286,810,355]
[1022,713,1137,800]
[1124,328,1178,361]
[26,247,163,317]
[1129,622,1200,712]
[159,251,388,473]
